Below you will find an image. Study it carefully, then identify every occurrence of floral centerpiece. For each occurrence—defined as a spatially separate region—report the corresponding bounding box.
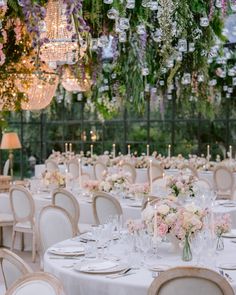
[142,198,207,261]
[42,170,65,188]
[134,156,149,169]
[142,196,179,238]
[214,214,231,251]
[128,183,150,199]
[83,180,99,192]
[166,173,197,198]
[82,154,98,166]
[174,203,207,261]
[126,219,145,235]
[48,151,75,164]
[99,171,131,193]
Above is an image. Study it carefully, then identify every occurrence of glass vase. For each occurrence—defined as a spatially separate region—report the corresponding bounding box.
[182,234,192,261]
[216,235,224,251]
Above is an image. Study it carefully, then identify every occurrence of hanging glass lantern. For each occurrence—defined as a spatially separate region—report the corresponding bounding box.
[61,66,91,92]
[39,0,82,66]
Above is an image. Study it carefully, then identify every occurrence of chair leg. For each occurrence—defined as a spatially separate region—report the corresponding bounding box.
[21,232,24,251]
[11,230,16,251]
[32,232,36,263]
[0,227,2,247]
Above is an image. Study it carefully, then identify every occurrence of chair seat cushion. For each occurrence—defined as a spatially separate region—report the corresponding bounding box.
[0,213,14,223]
[15,221,32,230]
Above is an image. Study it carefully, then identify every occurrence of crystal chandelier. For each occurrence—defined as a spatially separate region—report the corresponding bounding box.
[15,64,59,111]
[39,0,80,67]
[61,66,91,92]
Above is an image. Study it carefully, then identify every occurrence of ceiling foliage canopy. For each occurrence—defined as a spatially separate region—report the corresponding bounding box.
[0,0,235,119]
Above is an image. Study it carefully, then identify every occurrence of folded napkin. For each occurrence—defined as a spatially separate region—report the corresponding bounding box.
[80,261,118,272]
[49,246,84,254]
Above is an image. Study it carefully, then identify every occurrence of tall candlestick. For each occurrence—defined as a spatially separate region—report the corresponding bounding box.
[65,143,68,153]
[112,143,116,158]
[90,144,93,156]
[69,143,72,153]
[147,144,150,157]
[229,145,232,159]
[207,145,210,158]
[168,144,171,158]
[78,158,82,188]
[149,159,153,194]
[128,144,131,155]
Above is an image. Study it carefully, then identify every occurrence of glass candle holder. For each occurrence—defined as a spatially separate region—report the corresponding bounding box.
[200,17,209,27]
[126,0,135,9]
[107,8,119,19]
[178,39,187,52]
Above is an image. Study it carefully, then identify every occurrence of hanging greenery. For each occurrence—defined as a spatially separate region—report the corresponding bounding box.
[0,0,235,120]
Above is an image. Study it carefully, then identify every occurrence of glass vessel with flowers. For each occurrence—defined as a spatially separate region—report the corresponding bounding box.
[214,214,231,251]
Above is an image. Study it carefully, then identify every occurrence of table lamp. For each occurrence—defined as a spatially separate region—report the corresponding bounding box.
[0,132,22,179]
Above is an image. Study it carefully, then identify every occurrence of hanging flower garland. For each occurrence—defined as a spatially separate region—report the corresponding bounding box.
[0,0,235,117]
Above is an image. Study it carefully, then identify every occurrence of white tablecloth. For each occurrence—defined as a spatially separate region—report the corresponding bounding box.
[0,191,141,249]
[44,237,236,295]
[35,164,236,188]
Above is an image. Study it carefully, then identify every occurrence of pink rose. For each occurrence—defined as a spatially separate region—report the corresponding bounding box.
[158,223,168,237]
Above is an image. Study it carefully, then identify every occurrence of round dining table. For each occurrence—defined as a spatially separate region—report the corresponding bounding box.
[44,234,236,295]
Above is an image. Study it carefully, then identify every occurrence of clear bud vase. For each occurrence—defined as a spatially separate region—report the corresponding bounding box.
[182,234,192,261]
[216,235,224,251]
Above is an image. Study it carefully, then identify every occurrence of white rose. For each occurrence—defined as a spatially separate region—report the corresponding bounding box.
[142,206,154,221]
[185,204,199,213]
[156,204,170,215]
[165,213,177,225]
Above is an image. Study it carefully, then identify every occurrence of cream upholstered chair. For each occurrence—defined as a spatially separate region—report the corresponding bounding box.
[148,266,234,295]
[213,165,234,199]
[147,162,164,183]
[0,248,32,290]
[92,192,123,225]
[38,205,77,256]
[98,155,110,166]
[67,158,80,179]
[6,272,65,295]
[9,185,36,262]
[52,188,82,230]
[0,194,14,246]
[194,178,212,191]
[94,161,107,181]
[180,164,199,177]
[151,176,168,197]
[120,162,136,183]
[45,160,59,172]
[3,159,10,176]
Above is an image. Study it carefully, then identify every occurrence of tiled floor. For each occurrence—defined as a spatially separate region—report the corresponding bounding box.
[0,250,40,294]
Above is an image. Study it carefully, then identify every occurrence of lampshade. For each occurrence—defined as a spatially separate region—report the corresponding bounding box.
[0,132,22,150]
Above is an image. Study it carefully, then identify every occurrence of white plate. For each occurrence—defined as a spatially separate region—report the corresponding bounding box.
[128,203,142,208]
[74,261,127,274]
[219,263,236,270]
[48,246,85,256]
[148,264,170,272]
[222,229,236,238]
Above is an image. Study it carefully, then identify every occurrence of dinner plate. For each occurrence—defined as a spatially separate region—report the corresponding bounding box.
[48,246,85,256]
[222,229,236,238]
[148,264,170,272]
[128,203,142,208]
[74,261,127,274]
[218,263,236,270]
